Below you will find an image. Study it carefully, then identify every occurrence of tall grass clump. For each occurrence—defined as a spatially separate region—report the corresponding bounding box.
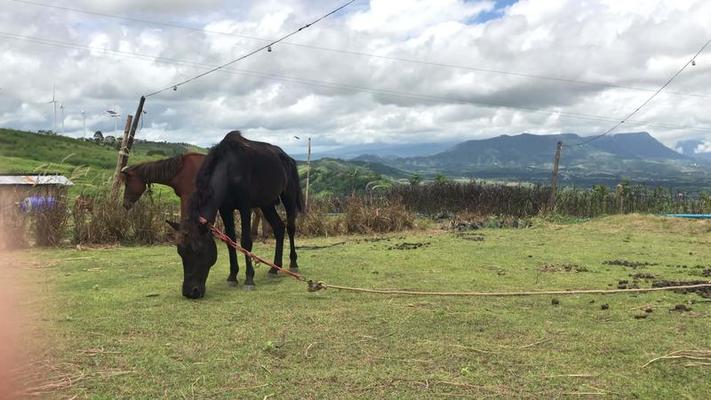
[344,195,415,234]
[72,189,179,245]
[295,196,415,236]
[388,181,549,217]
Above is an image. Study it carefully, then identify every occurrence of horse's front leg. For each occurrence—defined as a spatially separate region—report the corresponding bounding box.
[220,208,239,287]
[239,208,256,290]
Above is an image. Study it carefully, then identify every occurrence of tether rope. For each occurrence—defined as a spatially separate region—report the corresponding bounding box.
[204,220,711,297]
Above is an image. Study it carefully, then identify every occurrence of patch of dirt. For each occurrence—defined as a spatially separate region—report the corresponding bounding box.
[298,242,347,250]
[448,215,532,231]
[538,263,589,273]
[652,280,711,298]
[361,237,391,243]
[388,242,431,251]
[617,279,640,289]
[455,232,485,242]
[703,269,711,277]
[631,272,656,280]
[603,259,658,268]
[670,304,692,312]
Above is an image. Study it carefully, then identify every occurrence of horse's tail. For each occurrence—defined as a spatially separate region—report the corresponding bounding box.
[284,155,304,213]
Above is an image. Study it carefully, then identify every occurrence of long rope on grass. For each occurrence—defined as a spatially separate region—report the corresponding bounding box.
[313,282,711,297]
[206,220,711,297]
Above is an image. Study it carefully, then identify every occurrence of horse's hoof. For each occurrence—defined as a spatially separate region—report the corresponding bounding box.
[289,267,300,274]
[243,285,255,291]
[227,280,238,288]
[267,272,281,279]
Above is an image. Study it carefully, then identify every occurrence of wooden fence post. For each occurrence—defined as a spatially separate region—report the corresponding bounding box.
[111,96,146,200]
[111,114,133,198]
[547,141,563,212]
[305,136,311,211]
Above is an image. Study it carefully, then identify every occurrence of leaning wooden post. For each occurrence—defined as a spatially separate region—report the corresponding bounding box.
[305,136,311,211]
[110,96,146,200]
[111,114,134,198]
[125,96,146,155]
[547,141,563,212]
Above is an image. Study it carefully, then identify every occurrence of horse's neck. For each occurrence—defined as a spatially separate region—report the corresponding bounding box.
[138,162,179,189]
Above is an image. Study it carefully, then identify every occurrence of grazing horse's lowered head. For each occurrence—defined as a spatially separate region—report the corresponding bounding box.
[120,166,148,210]
[120,155,187,210]
[167,219,217,299]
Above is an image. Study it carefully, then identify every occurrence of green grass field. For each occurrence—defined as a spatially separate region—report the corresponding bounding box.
[16,215,711,399]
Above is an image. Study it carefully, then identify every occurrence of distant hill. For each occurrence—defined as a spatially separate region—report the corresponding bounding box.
[675,138,711,163]
[0,129,402,197]
[368,132,711,188]
[299,158,408,197]
[292,141,456,161]
[0,128,207,196]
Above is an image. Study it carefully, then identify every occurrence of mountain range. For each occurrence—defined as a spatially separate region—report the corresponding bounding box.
[353,132,711,188]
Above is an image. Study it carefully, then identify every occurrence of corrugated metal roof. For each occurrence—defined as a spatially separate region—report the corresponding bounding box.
[0,175,74,186]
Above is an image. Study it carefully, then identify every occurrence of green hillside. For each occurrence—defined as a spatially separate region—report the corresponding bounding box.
[0,128,206,196]
[0,129,401,198]
[298,158,397,197]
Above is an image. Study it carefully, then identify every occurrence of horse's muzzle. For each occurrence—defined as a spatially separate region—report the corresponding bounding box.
[183,286,205,299]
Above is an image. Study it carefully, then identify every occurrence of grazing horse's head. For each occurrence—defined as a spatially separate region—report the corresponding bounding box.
[120,167,147,210]
[167,220,217,299]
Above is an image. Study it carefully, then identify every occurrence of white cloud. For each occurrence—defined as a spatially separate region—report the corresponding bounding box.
[0,0,710,154]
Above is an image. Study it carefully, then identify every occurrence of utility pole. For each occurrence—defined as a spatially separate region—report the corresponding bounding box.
[60,104,64,134]
[305,136,311,211]
[547,141,563,212]
[48,84,58,133]
[81,110,86,138]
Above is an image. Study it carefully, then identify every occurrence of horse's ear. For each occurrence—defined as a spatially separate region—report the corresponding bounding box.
[165,220,180,231]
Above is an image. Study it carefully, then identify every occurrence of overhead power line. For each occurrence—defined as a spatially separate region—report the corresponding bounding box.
[2,31,710,134]
[574,37,711,146]
[5,31,711,134]
[9,0,711,99]
[143,0,357,97]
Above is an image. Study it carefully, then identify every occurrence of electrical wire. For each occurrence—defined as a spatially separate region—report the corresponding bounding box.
[8,0,711,99]
[143,0,358,97]
[574,37,711,146]
[4,31,710,133]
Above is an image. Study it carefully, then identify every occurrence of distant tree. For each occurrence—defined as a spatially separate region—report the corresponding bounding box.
[93,131,103,143]
[408,174,422,186]
[434,174,449,184]
[104,135,116,144]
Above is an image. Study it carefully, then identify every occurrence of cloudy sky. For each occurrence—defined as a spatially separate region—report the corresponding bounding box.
[1,0,710,154]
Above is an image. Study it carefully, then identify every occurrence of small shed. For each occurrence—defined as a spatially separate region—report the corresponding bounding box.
[0,174,74,248]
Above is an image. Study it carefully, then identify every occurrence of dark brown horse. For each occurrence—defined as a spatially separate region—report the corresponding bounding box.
[171,131,303,298]
[121,153,204,217]
[120,151,294,288]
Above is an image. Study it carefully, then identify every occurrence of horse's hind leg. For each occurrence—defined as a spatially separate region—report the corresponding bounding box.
[220,208,239,287]
[286,210,298,272]
[281,194,299,272]
[260,205,285,276]
[239,208,256,290]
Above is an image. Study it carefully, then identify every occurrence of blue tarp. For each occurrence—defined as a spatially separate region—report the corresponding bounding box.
[18,196,57,213]
[664,214,711,219]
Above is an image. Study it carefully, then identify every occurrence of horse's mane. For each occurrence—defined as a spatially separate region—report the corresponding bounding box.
[125,154,186,184]
[187,131,249,224]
